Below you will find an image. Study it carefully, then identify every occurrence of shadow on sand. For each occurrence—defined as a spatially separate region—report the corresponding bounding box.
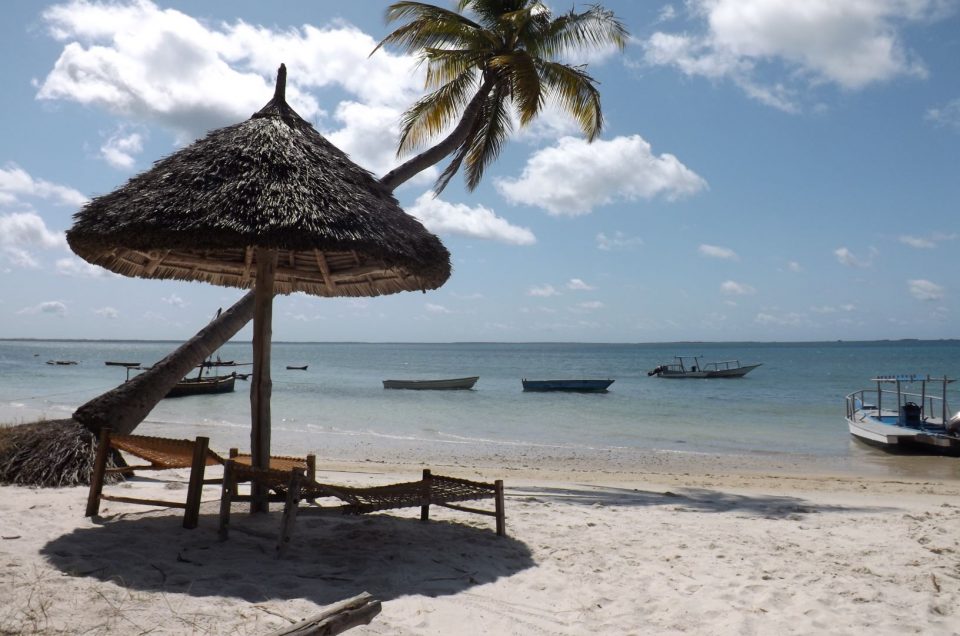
[511,484,889,518]
[42,505,533,606]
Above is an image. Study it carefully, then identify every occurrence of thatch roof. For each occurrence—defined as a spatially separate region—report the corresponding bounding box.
[67,65,450,297]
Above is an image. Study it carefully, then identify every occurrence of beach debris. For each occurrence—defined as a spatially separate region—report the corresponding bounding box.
[931,573,940,593]
[260,592,381,636]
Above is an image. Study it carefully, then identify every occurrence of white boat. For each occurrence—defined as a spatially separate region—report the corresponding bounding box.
[845,374,960,455]
[383,376,479,390]
[648,356,761,378]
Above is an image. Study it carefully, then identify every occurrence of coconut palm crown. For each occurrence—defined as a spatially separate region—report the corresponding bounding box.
[375,0,627,193]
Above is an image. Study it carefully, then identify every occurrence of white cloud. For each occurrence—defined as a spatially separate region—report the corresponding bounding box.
[899,234,935,249]
[834,246,877,268]
[100,128,144,169]
[0,164,88,208]
[810,304,855,314]
[567,278,595,291]
[38,0,424,145]
[899,232,956,249]
[94,306,119,319]
[926,98,960,130]
[698,244,739,260]
[425,303,452,314]
[755,311,807,327]
[18,300,68,317]
[496,135,706,216]
[161,293,186,307]
[656,4,678,24]
[596,231,643,251]
[528,284,560,297]
[908,279,944,301]
[720,280,756,295]
[644,0,942,112]
[0,212,68,268]
[407,192,536,246]
[787,260,802,272]
[574,301,605,311]
[56,256,114,277]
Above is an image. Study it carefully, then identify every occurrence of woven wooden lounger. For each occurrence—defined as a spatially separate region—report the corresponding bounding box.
[85,428,314,529]
[218,461,506,556]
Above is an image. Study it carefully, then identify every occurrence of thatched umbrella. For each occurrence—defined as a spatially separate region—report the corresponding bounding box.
[67,64,451,511]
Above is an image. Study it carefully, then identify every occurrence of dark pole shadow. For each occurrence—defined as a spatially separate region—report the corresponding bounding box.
[512,484,891,518]
[42,507,533,606]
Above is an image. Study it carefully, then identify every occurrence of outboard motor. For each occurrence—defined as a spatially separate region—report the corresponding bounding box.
[647,366,662,377]
[947,412,960,436]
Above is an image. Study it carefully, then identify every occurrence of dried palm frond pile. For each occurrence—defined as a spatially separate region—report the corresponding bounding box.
[0,419,125,488]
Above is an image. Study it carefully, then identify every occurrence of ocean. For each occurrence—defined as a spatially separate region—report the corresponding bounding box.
[2,340,958,474]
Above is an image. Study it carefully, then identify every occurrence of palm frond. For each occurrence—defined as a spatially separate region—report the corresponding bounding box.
[537,60,603,140]
[460,0,532,29]
[487,52,542,125]
[526,5,628,59]
[373,2,485,57]
[463,85,514,190]
[398,71,479,155]
[424,48,489,88]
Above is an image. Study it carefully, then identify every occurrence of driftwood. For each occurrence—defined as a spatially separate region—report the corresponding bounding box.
[262,592,381,636]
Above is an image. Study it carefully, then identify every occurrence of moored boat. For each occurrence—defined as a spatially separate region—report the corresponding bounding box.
[383,376,479,390]
[286,365,309,370]
[845,374,960,455]
[648,356,761,378]
[521,379,614,392]
[166,373,237,398]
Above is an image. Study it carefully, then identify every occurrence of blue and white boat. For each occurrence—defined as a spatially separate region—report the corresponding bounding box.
[521,378,614,392]
[845,374,960,455]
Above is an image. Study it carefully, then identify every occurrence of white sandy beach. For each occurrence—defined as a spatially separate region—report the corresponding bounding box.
[1,449,959,636]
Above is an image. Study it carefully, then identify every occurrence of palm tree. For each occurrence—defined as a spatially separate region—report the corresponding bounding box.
[376,0,627,193]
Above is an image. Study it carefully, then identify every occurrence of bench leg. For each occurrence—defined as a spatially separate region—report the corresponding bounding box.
[218,460,236,541]
[183,436,209,529]
[85,427,112,518]
[420,469,432,522]
[276,469,304,558]
[494,480,506,537]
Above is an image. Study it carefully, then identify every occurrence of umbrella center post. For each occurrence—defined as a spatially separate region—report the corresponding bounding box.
[250,247,278,514]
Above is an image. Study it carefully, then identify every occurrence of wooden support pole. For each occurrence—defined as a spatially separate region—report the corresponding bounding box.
[182,436,209,529]
[262,592,381,636]
[276,468,304,558]
[420,468,432,522]
[250,246,277,514]
[218,459,236,541]
[85,427,112,517]
[494,479,506,537]
[306,454,316,482]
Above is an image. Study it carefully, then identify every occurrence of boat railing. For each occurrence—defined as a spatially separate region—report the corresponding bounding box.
[702,359,741,372]
[847,387,951,424]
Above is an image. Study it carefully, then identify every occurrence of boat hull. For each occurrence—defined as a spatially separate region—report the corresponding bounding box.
[847,414,960,456]
[165,374,236,398]
[383,376,479,390]
[521,379,614,392]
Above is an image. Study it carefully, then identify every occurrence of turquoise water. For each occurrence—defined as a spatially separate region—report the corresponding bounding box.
[1,340,958,461]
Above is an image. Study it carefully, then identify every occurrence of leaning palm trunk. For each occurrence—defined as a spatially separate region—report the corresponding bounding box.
[72,291,255,436]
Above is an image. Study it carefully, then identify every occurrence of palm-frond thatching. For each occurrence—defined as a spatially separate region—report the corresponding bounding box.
[67,65,451,298]
[0,420,126,487]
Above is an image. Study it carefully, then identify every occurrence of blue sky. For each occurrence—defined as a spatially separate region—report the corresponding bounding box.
[1,0,958,342]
